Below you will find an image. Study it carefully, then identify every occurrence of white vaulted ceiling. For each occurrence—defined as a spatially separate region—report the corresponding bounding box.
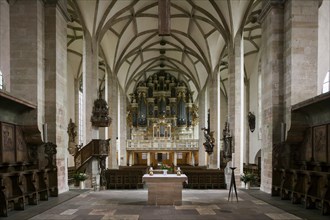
[67,0,262,101]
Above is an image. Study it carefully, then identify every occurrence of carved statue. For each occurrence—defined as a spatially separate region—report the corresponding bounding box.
[222,121,232,159]
[67,118,77,142]
[126,107,133,128]
[201,109,215,154]
[191,104,199,126]
[67,118,77,155]
[202,127,215,154]
[248,112,256,132]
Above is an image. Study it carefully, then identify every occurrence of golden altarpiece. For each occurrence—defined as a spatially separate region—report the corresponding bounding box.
[126,71,199,168]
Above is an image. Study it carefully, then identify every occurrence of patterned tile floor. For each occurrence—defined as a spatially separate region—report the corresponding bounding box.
[2,189,328,220]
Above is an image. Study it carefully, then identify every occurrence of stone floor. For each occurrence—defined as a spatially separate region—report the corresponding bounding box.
[1,188,328,220]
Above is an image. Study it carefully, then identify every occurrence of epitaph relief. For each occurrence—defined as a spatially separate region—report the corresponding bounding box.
[0,122,15,163]
[16,126,27,162]
[313,125,327,162]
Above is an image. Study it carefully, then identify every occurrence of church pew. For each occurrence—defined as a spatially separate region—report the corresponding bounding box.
[183,170,226,189]
[104,169,145,189]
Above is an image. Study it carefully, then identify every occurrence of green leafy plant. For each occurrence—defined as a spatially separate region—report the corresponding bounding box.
[73,172,88,181]
[160,163,173,172]
[240,172,256,185]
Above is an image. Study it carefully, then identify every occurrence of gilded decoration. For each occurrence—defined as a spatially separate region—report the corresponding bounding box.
[128,71,198,144]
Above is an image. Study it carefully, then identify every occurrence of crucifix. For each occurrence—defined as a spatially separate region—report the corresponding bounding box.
[158,0,171,36]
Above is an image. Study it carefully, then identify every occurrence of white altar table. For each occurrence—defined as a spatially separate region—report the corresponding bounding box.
[142,174,188,205]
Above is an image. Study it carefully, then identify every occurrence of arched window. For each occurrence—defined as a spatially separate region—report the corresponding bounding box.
[0,71,3,90]
[323,71,330,93]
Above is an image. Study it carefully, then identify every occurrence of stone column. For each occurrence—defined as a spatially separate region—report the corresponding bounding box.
[0,1,10,91]
[284,0,319,129]
[208,75,220,169]
[227,33,244,176]
[174,152,177,166]
[118,87,127,166]
[44,0,69,193]
[128,152,133,166]
[198,88,207,166]
[234,33,245,176]
[107,71,118,169]
[82,35,99,144]
[191,152,195,166]
[259,0,285,193]
[10,0,44,126]
[147,152,151,166]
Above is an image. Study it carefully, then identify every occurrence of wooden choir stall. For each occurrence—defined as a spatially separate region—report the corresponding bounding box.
[0,91,58,217]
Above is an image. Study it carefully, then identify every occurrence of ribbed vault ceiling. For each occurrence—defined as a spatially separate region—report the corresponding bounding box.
[67,0,262,101]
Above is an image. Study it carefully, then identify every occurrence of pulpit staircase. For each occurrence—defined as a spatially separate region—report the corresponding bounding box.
[73,139,110,188]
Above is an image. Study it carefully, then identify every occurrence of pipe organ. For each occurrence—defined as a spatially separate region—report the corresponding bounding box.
[128,71,197,140]
[126,71,199,165]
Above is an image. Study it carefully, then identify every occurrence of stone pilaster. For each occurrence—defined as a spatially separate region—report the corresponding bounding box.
[10,0,44,126]
[0,1,10,91]
[44,1,69,193]
[284,0,319,129]
[108,72,118,169]
[198,88,207,166]
[259,0,285,193]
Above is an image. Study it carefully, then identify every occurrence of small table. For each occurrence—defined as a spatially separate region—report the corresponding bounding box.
[142,174,188,205]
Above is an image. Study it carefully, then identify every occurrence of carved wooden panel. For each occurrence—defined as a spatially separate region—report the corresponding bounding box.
[16,126,27,162]
[0,122,15,163]
[313,125,327,162]
[302,128,313,161]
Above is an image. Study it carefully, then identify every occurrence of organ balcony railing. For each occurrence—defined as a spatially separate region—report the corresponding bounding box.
[126,139,199,151]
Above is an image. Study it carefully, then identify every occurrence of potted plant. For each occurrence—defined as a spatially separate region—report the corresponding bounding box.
[73,172,88,189]
[240,172,256,189]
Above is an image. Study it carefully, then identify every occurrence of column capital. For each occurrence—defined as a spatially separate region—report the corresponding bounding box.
[258,0,285,24]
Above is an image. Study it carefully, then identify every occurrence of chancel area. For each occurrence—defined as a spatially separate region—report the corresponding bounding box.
[0,0,330,219]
